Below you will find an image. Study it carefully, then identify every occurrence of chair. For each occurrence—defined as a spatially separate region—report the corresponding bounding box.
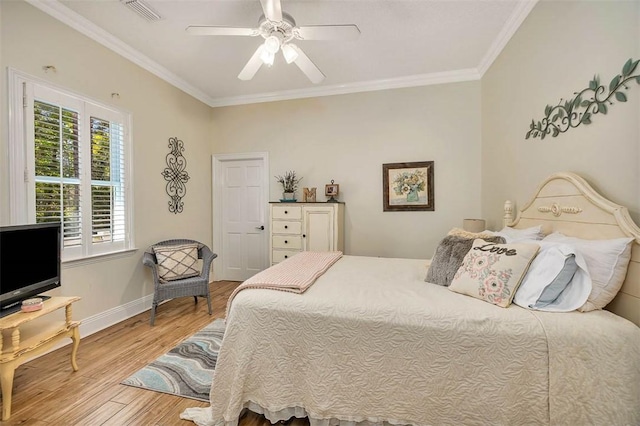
[142,239,217,326]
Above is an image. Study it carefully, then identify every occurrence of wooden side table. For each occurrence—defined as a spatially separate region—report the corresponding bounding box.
[0,296,81,420]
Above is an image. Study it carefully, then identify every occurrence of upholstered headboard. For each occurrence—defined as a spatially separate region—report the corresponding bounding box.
[504,172,640,327]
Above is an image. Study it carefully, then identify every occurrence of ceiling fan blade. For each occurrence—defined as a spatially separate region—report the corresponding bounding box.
[186,26,258,36]
[289,45,325,84]
[260,0,283,22]
[238,45,265,81]
[294,25,360,41]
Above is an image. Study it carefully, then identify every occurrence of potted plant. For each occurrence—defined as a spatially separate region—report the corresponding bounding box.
[275,171,302,201]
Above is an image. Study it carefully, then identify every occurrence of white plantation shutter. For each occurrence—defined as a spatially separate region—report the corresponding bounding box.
[18,80,133,260]
[89,116,126,245]
[33,100,83,249]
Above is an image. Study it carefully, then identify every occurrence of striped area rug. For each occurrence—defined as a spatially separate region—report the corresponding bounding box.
[121,318,225,401]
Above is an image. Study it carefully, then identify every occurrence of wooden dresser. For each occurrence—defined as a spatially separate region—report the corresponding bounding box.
[269,202,344,265]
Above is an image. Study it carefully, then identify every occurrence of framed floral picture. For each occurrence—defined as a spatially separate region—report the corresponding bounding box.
[382,161,434,211]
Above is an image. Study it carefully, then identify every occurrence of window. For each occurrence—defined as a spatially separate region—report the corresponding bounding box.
[9,70,133,261]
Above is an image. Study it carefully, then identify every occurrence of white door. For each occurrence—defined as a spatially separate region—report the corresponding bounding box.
[213,153,269,281]
[303,206,334,251]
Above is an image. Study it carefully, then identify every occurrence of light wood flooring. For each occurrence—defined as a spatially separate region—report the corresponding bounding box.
[0,281,309,426]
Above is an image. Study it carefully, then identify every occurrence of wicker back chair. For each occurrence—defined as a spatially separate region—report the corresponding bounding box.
[142,239,217,326]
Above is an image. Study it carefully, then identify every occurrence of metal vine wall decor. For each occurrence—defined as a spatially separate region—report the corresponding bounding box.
[161,137,190,214]
[526,58,640,140]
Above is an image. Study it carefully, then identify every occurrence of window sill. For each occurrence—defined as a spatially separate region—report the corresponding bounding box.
[62,248,139,268]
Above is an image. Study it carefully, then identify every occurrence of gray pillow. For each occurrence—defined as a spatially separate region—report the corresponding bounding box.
[531,254,579,309]
[426,235,506,286]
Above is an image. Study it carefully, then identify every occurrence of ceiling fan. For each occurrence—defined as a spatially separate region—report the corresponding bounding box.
[186,0,360,84]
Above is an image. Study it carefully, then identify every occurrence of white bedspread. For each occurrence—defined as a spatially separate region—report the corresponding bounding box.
[182,256,640,426]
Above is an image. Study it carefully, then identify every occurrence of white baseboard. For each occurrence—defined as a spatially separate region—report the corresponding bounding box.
[32,294,156,358]
[79,293,155,336]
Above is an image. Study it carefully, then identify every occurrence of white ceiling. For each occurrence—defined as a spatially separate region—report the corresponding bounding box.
[30,0,537,107]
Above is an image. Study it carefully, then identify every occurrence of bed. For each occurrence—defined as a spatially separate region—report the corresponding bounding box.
[182,172,640,426]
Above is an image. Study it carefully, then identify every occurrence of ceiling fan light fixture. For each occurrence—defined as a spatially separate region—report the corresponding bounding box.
[264,35,282,54]
[281,43,299,64]
[187,0,360,82]
[259,47,275,66]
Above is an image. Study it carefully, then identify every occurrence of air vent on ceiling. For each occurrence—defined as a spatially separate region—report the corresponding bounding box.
[120,0,162,22]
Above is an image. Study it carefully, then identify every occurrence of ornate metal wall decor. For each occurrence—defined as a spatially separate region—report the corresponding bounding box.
[526,58,640,140]
[161,137,190,214]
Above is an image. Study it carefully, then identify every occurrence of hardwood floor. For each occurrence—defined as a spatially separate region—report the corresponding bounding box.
[0,281,309,426]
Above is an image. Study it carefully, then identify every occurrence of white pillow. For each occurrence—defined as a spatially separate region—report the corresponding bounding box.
[514,241,592,312]
[543,233,633,311]
[489,225,544,243]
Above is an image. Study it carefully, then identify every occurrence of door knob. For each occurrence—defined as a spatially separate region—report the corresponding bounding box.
[256,225,264,230]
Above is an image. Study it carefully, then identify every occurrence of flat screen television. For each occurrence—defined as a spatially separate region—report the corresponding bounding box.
[0,222,61,317]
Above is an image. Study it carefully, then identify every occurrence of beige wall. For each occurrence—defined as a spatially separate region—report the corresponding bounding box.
[0,1,213,320]
[5,0,638,322]
[211,82,482,259]
[482,0,640,228]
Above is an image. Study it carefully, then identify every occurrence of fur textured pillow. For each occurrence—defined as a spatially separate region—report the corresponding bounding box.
[447,228,495,240]
[426,234,506,286]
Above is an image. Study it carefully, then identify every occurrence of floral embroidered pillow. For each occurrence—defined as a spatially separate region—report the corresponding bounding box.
[449,239,540,308]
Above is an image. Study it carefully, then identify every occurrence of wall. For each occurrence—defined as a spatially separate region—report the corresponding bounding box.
[482,0,640,228]
[211,82,482,259]
[0,1,213,324]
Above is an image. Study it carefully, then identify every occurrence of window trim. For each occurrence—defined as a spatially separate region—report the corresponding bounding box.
[8,68,135,261]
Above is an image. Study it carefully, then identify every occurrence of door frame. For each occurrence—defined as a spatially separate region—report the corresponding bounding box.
[212,152,270,281]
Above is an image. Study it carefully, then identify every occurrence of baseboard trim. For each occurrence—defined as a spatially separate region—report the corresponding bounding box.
[33,294,156,358]
[79,293,155,337]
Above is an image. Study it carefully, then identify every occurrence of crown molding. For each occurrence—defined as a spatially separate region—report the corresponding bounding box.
[477,0,539,76]
[26,0,534,108]
[209,68,482,107]
[24,0,216,107]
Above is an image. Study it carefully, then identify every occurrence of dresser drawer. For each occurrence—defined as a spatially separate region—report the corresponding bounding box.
[272,250,300,263]
[272,205,302,220]
[272,235,302,250]
[272,220,302,234]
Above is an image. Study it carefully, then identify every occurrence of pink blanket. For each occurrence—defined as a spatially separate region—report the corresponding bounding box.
[225,251,343,318]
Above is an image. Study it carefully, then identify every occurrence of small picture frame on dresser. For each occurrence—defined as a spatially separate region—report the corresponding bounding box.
[325,183,339,196]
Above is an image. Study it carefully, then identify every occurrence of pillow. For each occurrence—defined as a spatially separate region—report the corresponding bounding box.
[447,228,496,240]
[426,234,506,286]
[449,239,540,307]
[543,233,633,311]
[153,243,200,282]
[513,241,592,312]
[488,225,544,243]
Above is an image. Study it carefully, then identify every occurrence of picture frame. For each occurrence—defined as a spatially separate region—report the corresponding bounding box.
[382,161,434,211]
[325,183,339,197]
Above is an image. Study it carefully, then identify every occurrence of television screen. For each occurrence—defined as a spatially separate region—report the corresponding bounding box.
[0,222,61,313]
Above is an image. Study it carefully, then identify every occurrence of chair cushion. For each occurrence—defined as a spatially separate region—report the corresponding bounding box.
[153,243,200,282]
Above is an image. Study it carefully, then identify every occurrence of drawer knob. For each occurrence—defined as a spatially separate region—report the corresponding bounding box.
[303,234,306,238]
[284,240,288,244]
[284,225,288,229]
[284,210,288,214]
[284,255,288,259]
